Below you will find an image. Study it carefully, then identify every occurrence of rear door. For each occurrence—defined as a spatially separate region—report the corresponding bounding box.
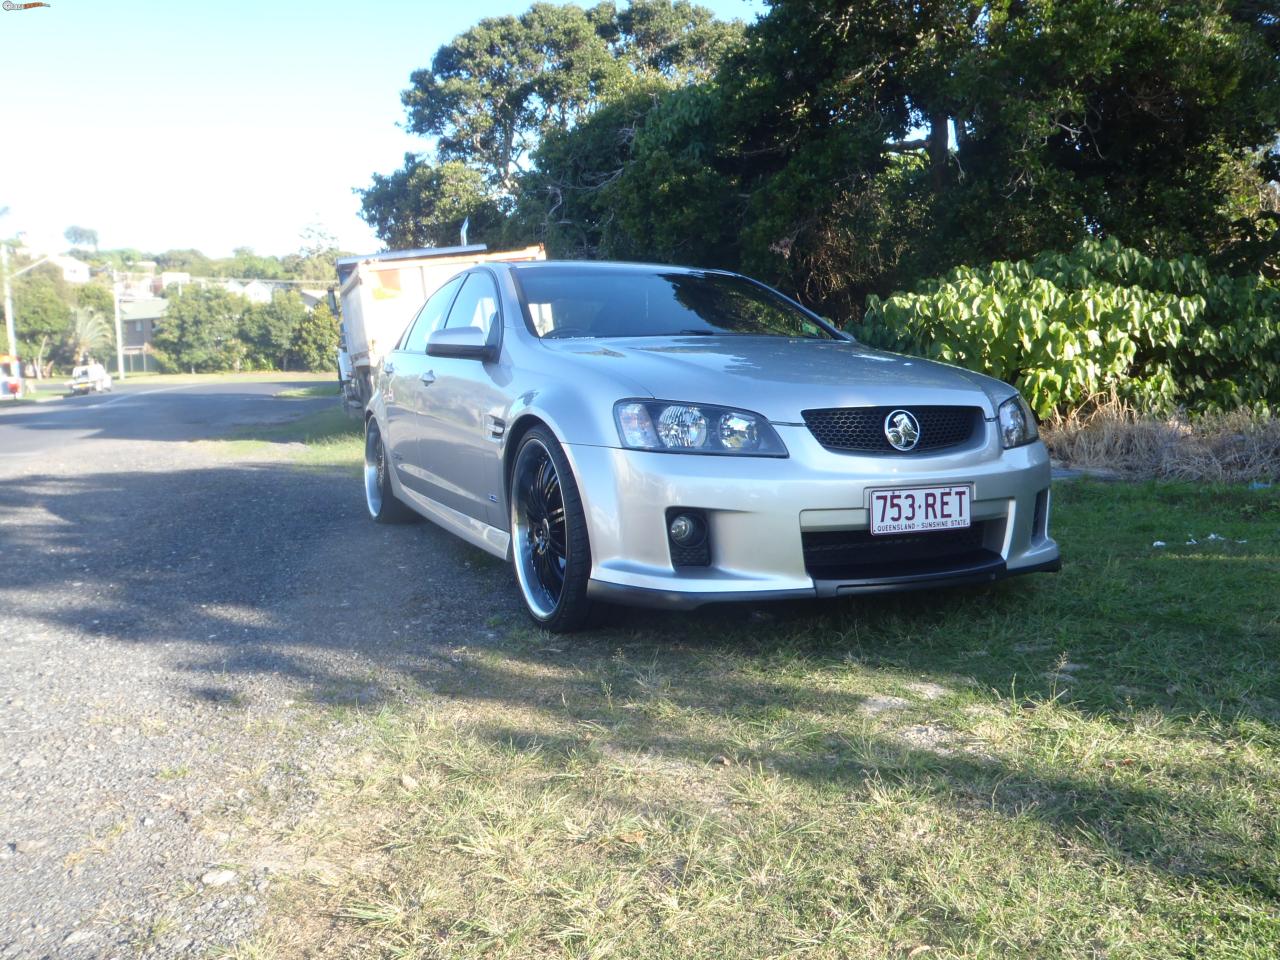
[382,275,464,499]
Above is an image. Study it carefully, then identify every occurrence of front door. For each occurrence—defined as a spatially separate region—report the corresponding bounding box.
[382,275,464,500]
[416,271,509,524]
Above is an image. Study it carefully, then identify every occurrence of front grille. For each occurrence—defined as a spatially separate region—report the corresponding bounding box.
[801,406,983,454]
[802,523,993,580]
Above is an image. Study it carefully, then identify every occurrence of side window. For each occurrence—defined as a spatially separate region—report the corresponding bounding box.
[399,275,464,352]
[443,272,501,339]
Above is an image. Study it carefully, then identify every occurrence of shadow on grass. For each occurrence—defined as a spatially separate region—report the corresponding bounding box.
[1,460,1277,903]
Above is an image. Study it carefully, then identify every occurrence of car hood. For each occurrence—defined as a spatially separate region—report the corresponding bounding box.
[543,335,1010,421]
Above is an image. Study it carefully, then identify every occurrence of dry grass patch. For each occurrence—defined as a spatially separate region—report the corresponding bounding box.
[1044,396,1280,482]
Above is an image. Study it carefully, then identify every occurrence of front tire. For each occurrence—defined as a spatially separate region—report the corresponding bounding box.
[510,427,593,632]
[364,418,417,524]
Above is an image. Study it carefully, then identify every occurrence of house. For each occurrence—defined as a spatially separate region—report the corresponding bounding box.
[155,271,191,293]
[119,298,165,373]
[299,288,332,311]
[117,270,157,299]
[241,279,275,304]
[49,255,90,284]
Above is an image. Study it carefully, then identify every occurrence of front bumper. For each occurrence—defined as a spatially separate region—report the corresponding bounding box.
[563,421,1060,609]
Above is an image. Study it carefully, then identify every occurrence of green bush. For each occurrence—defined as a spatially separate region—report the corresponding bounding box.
[856,238,1280,417]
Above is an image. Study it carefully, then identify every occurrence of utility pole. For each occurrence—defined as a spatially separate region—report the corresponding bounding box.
[1,243,16,361]
[112,273,125,380]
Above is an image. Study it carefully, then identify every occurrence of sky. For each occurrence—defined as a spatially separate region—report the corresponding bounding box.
[0,0,765,259]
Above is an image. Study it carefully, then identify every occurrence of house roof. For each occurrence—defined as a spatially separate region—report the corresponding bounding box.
[119,298,168,322]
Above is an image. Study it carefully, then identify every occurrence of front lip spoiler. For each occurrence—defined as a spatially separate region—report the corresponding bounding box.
[586,556,1061,611]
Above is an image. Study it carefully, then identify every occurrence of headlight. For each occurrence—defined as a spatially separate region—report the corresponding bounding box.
[998,394,1039,449]
[614,400,787,456]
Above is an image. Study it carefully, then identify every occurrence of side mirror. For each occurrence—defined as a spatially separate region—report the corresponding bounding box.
[426,326,496,361]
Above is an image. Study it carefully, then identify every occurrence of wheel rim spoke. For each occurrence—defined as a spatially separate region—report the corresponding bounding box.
[516,445,569,611]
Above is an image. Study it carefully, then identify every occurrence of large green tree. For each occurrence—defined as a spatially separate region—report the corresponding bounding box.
[291,302,339,372]
[360,158,503,249]
[75,281,114,317]
[241,290,308,370]
[156,248,216,275]
[359,0,743,249]
[153,286,247,373]
[9,272,71,371]
[532,0,1280,317]
[64,225,99,252]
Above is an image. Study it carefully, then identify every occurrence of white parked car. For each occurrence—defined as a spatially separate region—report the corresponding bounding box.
[67,362,112,395]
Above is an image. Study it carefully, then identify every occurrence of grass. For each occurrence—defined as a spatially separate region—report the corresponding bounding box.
[221,452,1280,959]
[275,383,342,400]
[205,404,363,471]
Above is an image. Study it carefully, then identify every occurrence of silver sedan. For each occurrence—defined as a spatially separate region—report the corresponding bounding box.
[363,261,1060,631]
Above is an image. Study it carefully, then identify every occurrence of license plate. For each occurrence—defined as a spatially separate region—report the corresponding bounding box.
[869,485,972,535]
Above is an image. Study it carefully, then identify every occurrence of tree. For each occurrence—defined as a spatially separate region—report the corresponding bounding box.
[359,1,744,249]
[75,282,114,317]
[152,286,247,373]
[604,0,743,81]
[280,226,350,283]
[67,307,113,364]
[241,290,308,369]
[539,0,1280,318]
[9,272,71,370]
[213,248,285,280]
[291,302,338,372]
[64,225,99,252]
[156,248,215,275]
[360,157,504,249]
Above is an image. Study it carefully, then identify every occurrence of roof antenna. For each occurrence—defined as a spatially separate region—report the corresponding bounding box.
[460,216,469,246]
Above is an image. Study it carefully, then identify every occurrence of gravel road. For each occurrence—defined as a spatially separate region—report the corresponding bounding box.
[0,380,521,957]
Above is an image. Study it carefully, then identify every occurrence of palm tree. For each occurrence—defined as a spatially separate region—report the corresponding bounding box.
[67,307,112,364]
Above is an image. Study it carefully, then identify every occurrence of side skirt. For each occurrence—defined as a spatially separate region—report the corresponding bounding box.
[397,483,512,561]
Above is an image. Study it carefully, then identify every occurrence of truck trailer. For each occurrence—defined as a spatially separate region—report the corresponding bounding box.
[335,243,545,407]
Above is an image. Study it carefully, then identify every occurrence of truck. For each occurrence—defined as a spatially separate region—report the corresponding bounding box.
[335,243,546,408]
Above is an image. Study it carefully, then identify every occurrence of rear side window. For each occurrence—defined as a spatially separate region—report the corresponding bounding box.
[444,273,501,339]
[399,275,464,352]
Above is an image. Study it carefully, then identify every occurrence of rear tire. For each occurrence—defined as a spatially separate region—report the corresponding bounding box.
[509,427,594,632]
[364,418,417,524]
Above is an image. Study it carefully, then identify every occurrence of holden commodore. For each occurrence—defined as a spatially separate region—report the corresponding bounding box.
[363,261,1060,631]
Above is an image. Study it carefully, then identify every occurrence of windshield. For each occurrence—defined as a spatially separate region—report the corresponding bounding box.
[514,267,835,340]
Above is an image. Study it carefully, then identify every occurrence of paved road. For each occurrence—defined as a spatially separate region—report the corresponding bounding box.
[0,378,332,458]
[0,377,522,958]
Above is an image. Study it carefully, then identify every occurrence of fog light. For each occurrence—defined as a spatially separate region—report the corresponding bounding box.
[666,509,711,567]
[669,512,705,546]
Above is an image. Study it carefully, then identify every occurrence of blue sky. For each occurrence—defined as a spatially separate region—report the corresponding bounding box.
[0,0,765,258]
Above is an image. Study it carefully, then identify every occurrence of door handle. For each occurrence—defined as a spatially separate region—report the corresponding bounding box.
[420,370,436,385]
[384,362,395,375]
